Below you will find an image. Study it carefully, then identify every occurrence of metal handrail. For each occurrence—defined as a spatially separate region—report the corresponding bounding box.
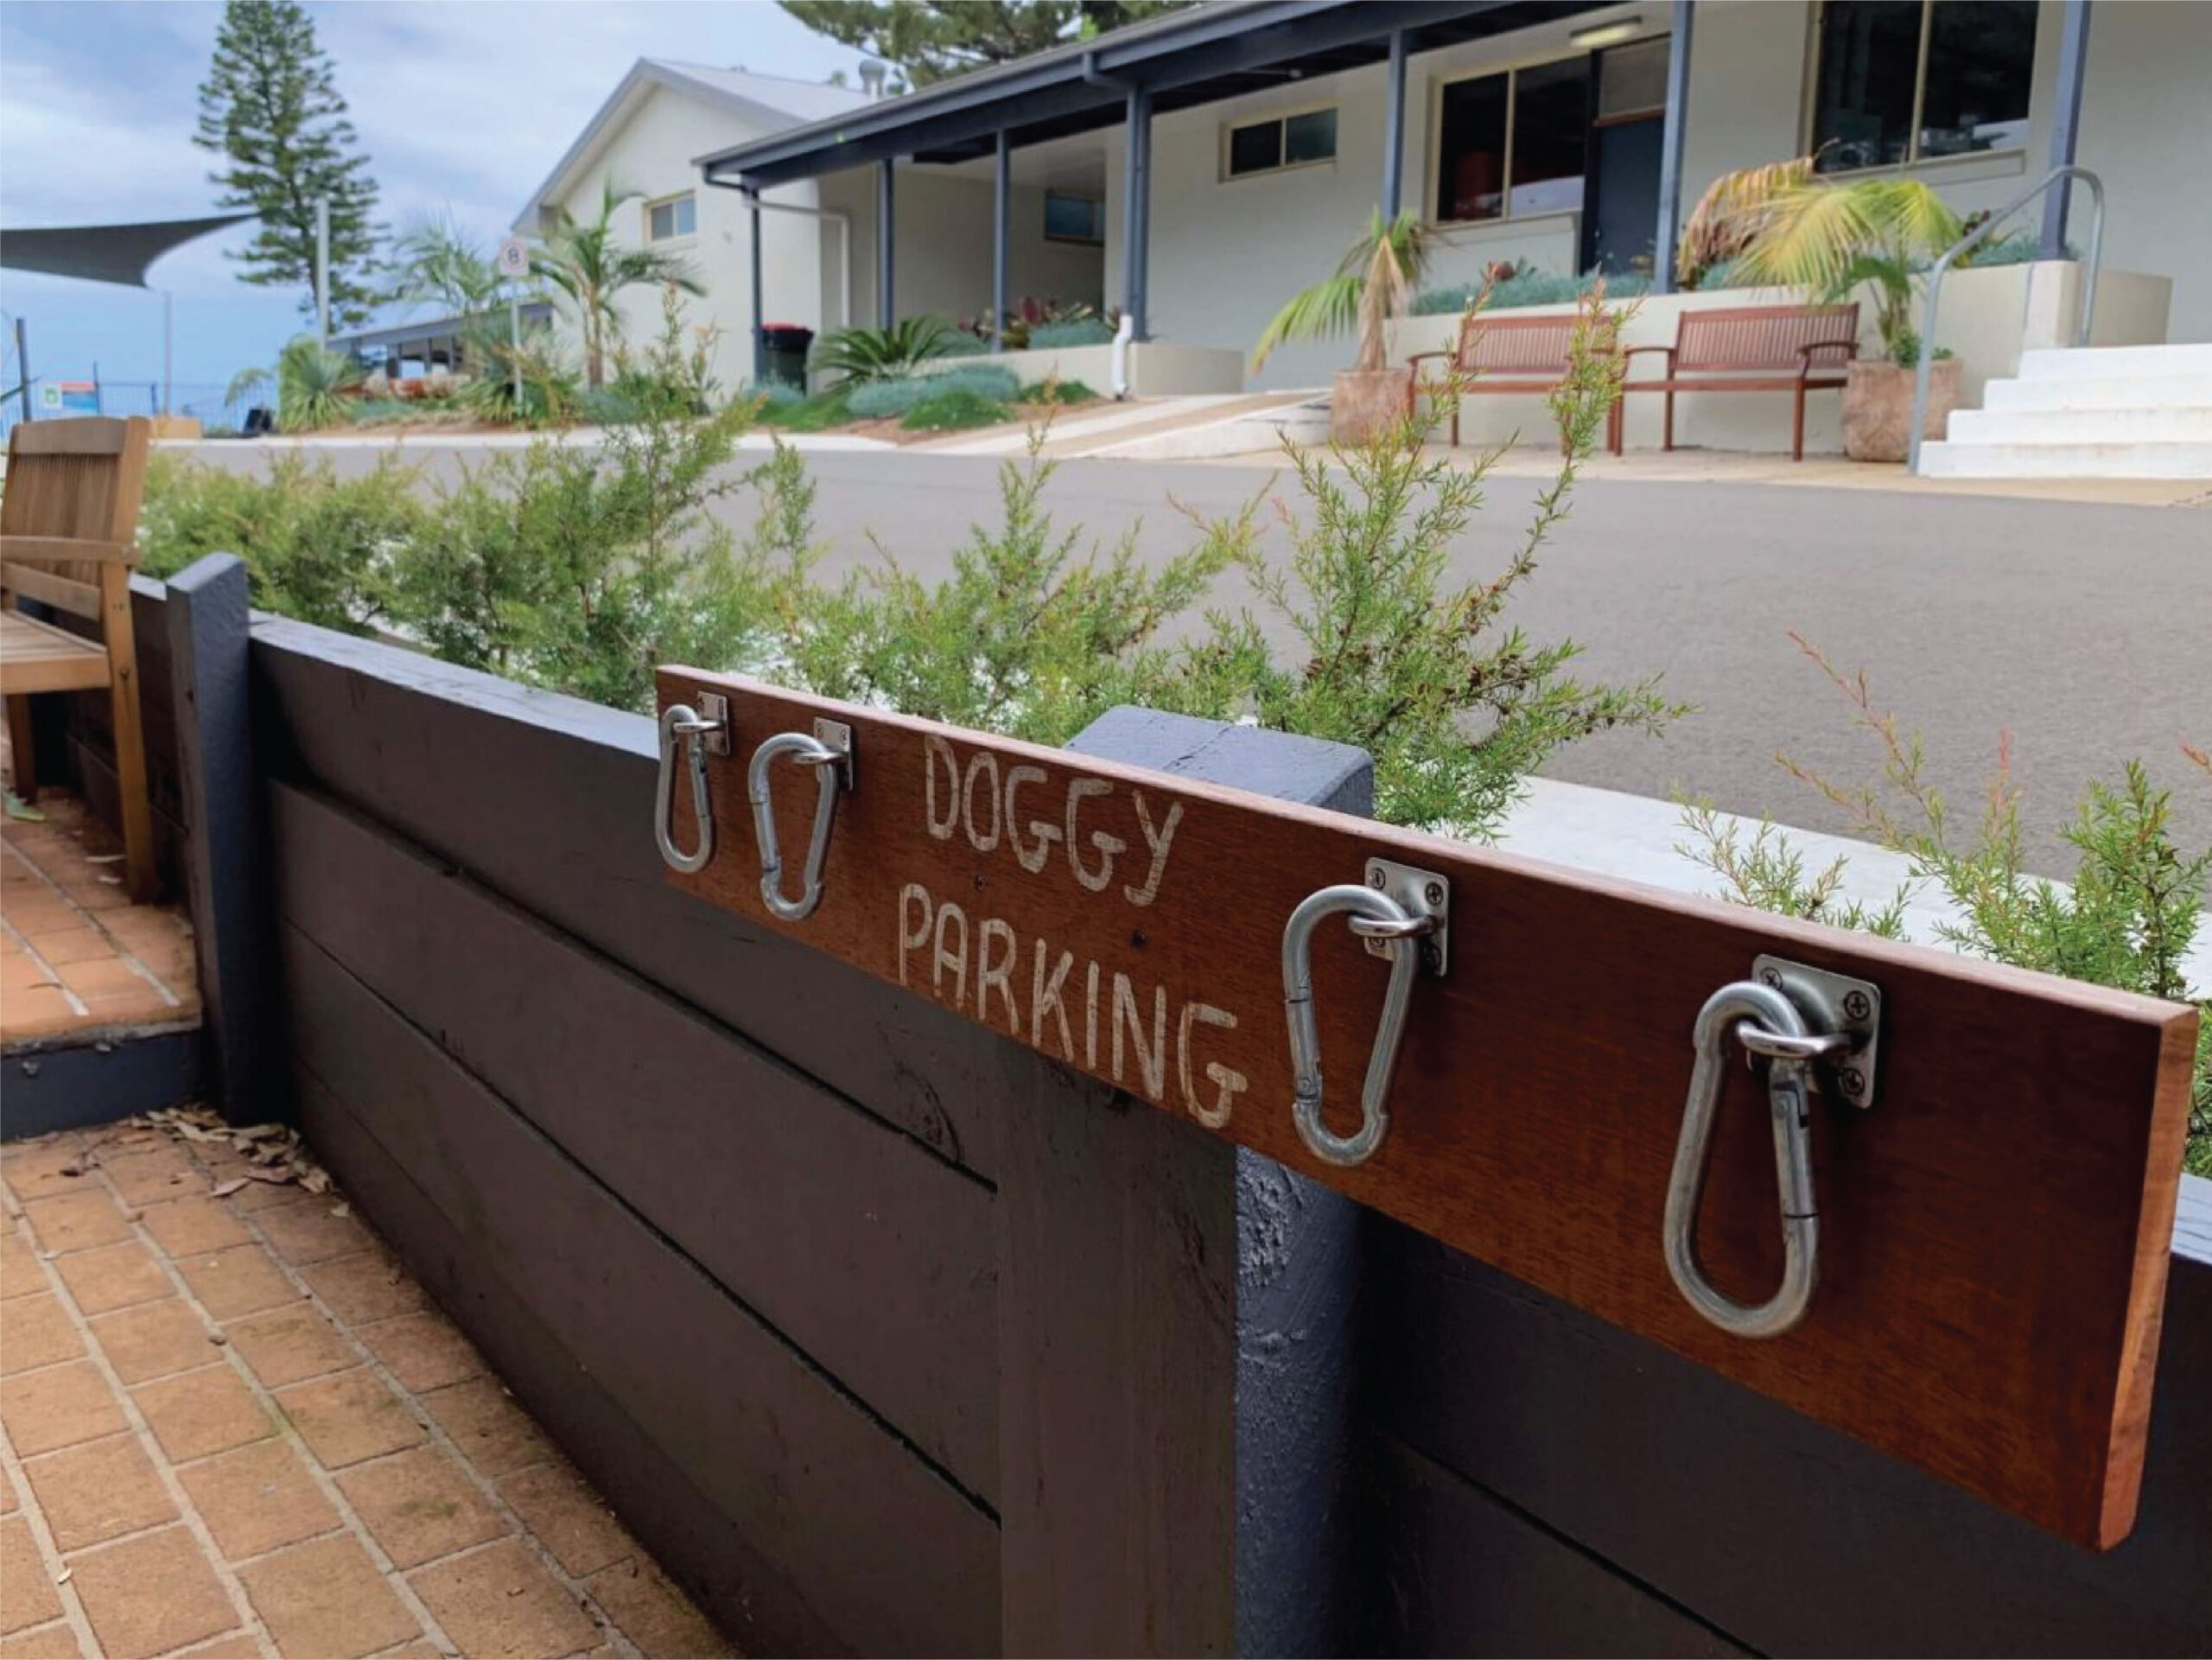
[1910,164,2105,474]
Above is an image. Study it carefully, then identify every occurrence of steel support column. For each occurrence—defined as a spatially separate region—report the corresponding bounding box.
[748,191,766,385]
[877,158,896,329]
[994,130,1011,352]
[2041,0,2092,258]
[1382,30,1408,218]
[1122,86,1152,340]
[1651,0,1694,295]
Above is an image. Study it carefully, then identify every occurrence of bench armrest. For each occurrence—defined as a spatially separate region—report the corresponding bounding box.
[1618,344,1675,384]
[1796,340,1858,374]
[1404,350,1453,372]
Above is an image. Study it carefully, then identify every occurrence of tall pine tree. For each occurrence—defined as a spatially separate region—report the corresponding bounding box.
[194,0,381,327]
[779,2,1190,88]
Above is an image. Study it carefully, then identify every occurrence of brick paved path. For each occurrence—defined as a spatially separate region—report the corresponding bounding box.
[0,1120,736,1659]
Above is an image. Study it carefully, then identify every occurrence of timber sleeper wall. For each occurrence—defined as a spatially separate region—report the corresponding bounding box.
[76,564,2212,1657]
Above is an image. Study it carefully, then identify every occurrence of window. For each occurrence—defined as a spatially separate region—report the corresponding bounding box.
[1811,0,2037,172]
[1434,57,1592,224]
[646,193,696,242]
[1043,192,1105,245]
[1224,107,1338,178]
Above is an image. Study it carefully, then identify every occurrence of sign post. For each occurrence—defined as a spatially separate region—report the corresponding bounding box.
[497,236,531,411]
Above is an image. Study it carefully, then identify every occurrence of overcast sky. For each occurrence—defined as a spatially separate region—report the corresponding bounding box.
[0,0,869,411]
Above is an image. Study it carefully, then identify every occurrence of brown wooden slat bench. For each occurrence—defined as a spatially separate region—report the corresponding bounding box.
[1407,313,1623,452]
[1,415,158,900]
[1613,302,1859,461]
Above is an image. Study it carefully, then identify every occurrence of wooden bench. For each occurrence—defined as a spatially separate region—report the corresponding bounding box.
[1,416,157,900]
[1613,302,1859,461]
[1406,313,1623,452]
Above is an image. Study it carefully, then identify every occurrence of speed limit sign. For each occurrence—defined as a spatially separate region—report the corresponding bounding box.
[497,237,530,278]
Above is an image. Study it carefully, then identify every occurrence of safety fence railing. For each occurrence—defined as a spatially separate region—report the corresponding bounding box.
[1910,164,2107,474]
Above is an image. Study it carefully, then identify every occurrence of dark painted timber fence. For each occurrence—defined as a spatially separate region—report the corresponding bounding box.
[67,554,2212,1655]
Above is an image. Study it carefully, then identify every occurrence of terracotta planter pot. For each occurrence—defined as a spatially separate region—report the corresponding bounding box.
[1330,366,1413,446]
[1842,358,1963,463]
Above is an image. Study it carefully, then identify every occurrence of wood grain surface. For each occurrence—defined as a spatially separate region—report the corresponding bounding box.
[658,671,2197,1549]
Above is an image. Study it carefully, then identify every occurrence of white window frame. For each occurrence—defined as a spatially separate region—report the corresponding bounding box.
[1219,103,1340,181]
[1802,0,2037,174]
[645,191,697,244]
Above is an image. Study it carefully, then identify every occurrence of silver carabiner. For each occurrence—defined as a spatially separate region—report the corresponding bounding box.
[748,720,852,922]
[1663,979,1829,1339]
[1281,883,1435,1167]
[655,703,721,875]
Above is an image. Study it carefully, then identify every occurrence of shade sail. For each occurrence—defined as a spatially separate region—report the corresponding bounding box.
[0,213,255,288]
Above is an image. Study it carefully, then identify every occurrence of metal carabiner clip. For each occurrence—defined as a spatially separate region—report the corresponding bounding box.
[1281,881,1438,1167]
[747,720,853,922]
[655,703,722,875]
[1663,978,1856,1339]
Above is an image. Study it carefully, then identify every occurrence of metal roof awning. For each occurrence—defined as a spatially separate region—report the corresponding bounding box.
[697,0,1610,188]
[0,213,256,288]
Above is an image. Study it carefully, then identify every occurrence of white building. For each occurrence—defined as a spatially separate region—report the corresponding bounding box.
[687,0,2208,464]
[514,57,1109,391]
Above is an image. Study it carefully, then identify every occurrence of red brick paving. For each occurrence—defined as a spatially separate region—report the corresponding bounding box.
[1,1119,735,1657]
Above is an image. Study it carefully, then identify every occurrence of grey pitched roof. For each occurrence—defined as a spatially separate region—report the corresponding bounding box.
[513,58,868,230]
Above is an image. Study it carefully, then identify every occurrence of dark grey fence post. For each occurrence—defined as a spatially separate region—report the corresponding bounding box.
[996,708,1373,1657]
[164,553,278,1125]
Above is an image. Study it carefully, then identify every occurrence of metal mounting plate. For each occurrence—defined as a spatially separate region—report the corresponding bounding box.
[1754,954,1881,1110]
[1363,858,1450,976]
[813,718,854,789]
[696,691,730,756]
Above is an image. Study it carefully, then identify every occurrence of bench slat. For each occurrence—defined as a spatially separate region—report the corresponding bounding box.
[0,610,111,693]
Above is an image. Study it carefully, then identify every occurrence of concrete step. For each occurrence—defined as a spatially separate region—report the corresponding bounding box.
[1945,405,2212,444]
[2016,342,2212,379]
[1983,373,2212,412]
[1918,438,2212,479]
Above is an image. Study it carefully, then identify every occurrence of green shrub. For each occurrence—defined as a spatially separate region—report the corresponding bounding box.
[935,333,992,358]
[1412,268,1652,316]
[847,365,1022,417]
[900,385,1011,431]
[225,336,366,433]
[812,317,957,383]
[138,451,419,633]
[1020,380,1096,404]
[756,432,1236,744]
[1679,640,2212,1175]
[756,386,856,432]
[1029,318,1116,348]
[752,379,808,407]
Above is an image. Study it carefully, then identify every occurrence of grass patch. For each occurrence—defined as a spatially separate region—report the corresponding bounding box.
[757,386,857,432]
[902,386,1012,432]
[1020,380,1096,404]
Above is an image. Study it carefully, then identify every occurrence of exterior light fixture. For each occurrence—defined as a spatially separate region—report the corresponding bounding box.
[1570,16,1644,48]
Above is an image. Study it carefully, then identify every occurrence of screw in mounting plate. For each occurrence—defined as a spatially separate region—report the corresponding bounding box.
[1840,1066,1866,1097]
[1370,870,1387,889]
[1842,989,1872,1021]
[1760,967,1783,989]
[1424,881,1445,906]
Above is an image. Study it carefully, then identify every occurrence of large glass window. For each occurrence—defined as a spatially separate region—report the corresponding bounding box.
[1434,73,1507,221]
[1224,108,1338,179]
[1509,59,1590,216]
[1812,0,2037,172]
[1434,57,1593,223]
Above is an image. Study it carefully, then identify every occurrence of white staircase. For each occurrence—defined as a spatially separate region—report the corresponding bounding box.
[1919,343,2212,479]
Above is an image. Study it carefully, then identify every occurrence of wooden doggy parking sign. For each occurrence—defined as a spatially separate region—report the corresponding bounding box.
[656,669,2198,1553]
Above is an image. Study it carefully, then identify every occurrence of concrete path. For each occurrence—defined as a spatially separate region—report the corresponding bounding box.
[0,1122,733,1659]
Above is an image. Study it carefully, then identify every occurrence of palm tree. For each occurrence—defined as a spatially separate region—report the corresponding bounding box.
[1730,176,1963,364]
[1250,209,1437,374]
[532,183,705,386]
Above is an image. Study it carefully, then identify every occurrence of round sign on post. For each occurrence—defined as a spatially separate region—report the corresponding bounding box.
[497,237,531,279]
[37,383,62,411]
